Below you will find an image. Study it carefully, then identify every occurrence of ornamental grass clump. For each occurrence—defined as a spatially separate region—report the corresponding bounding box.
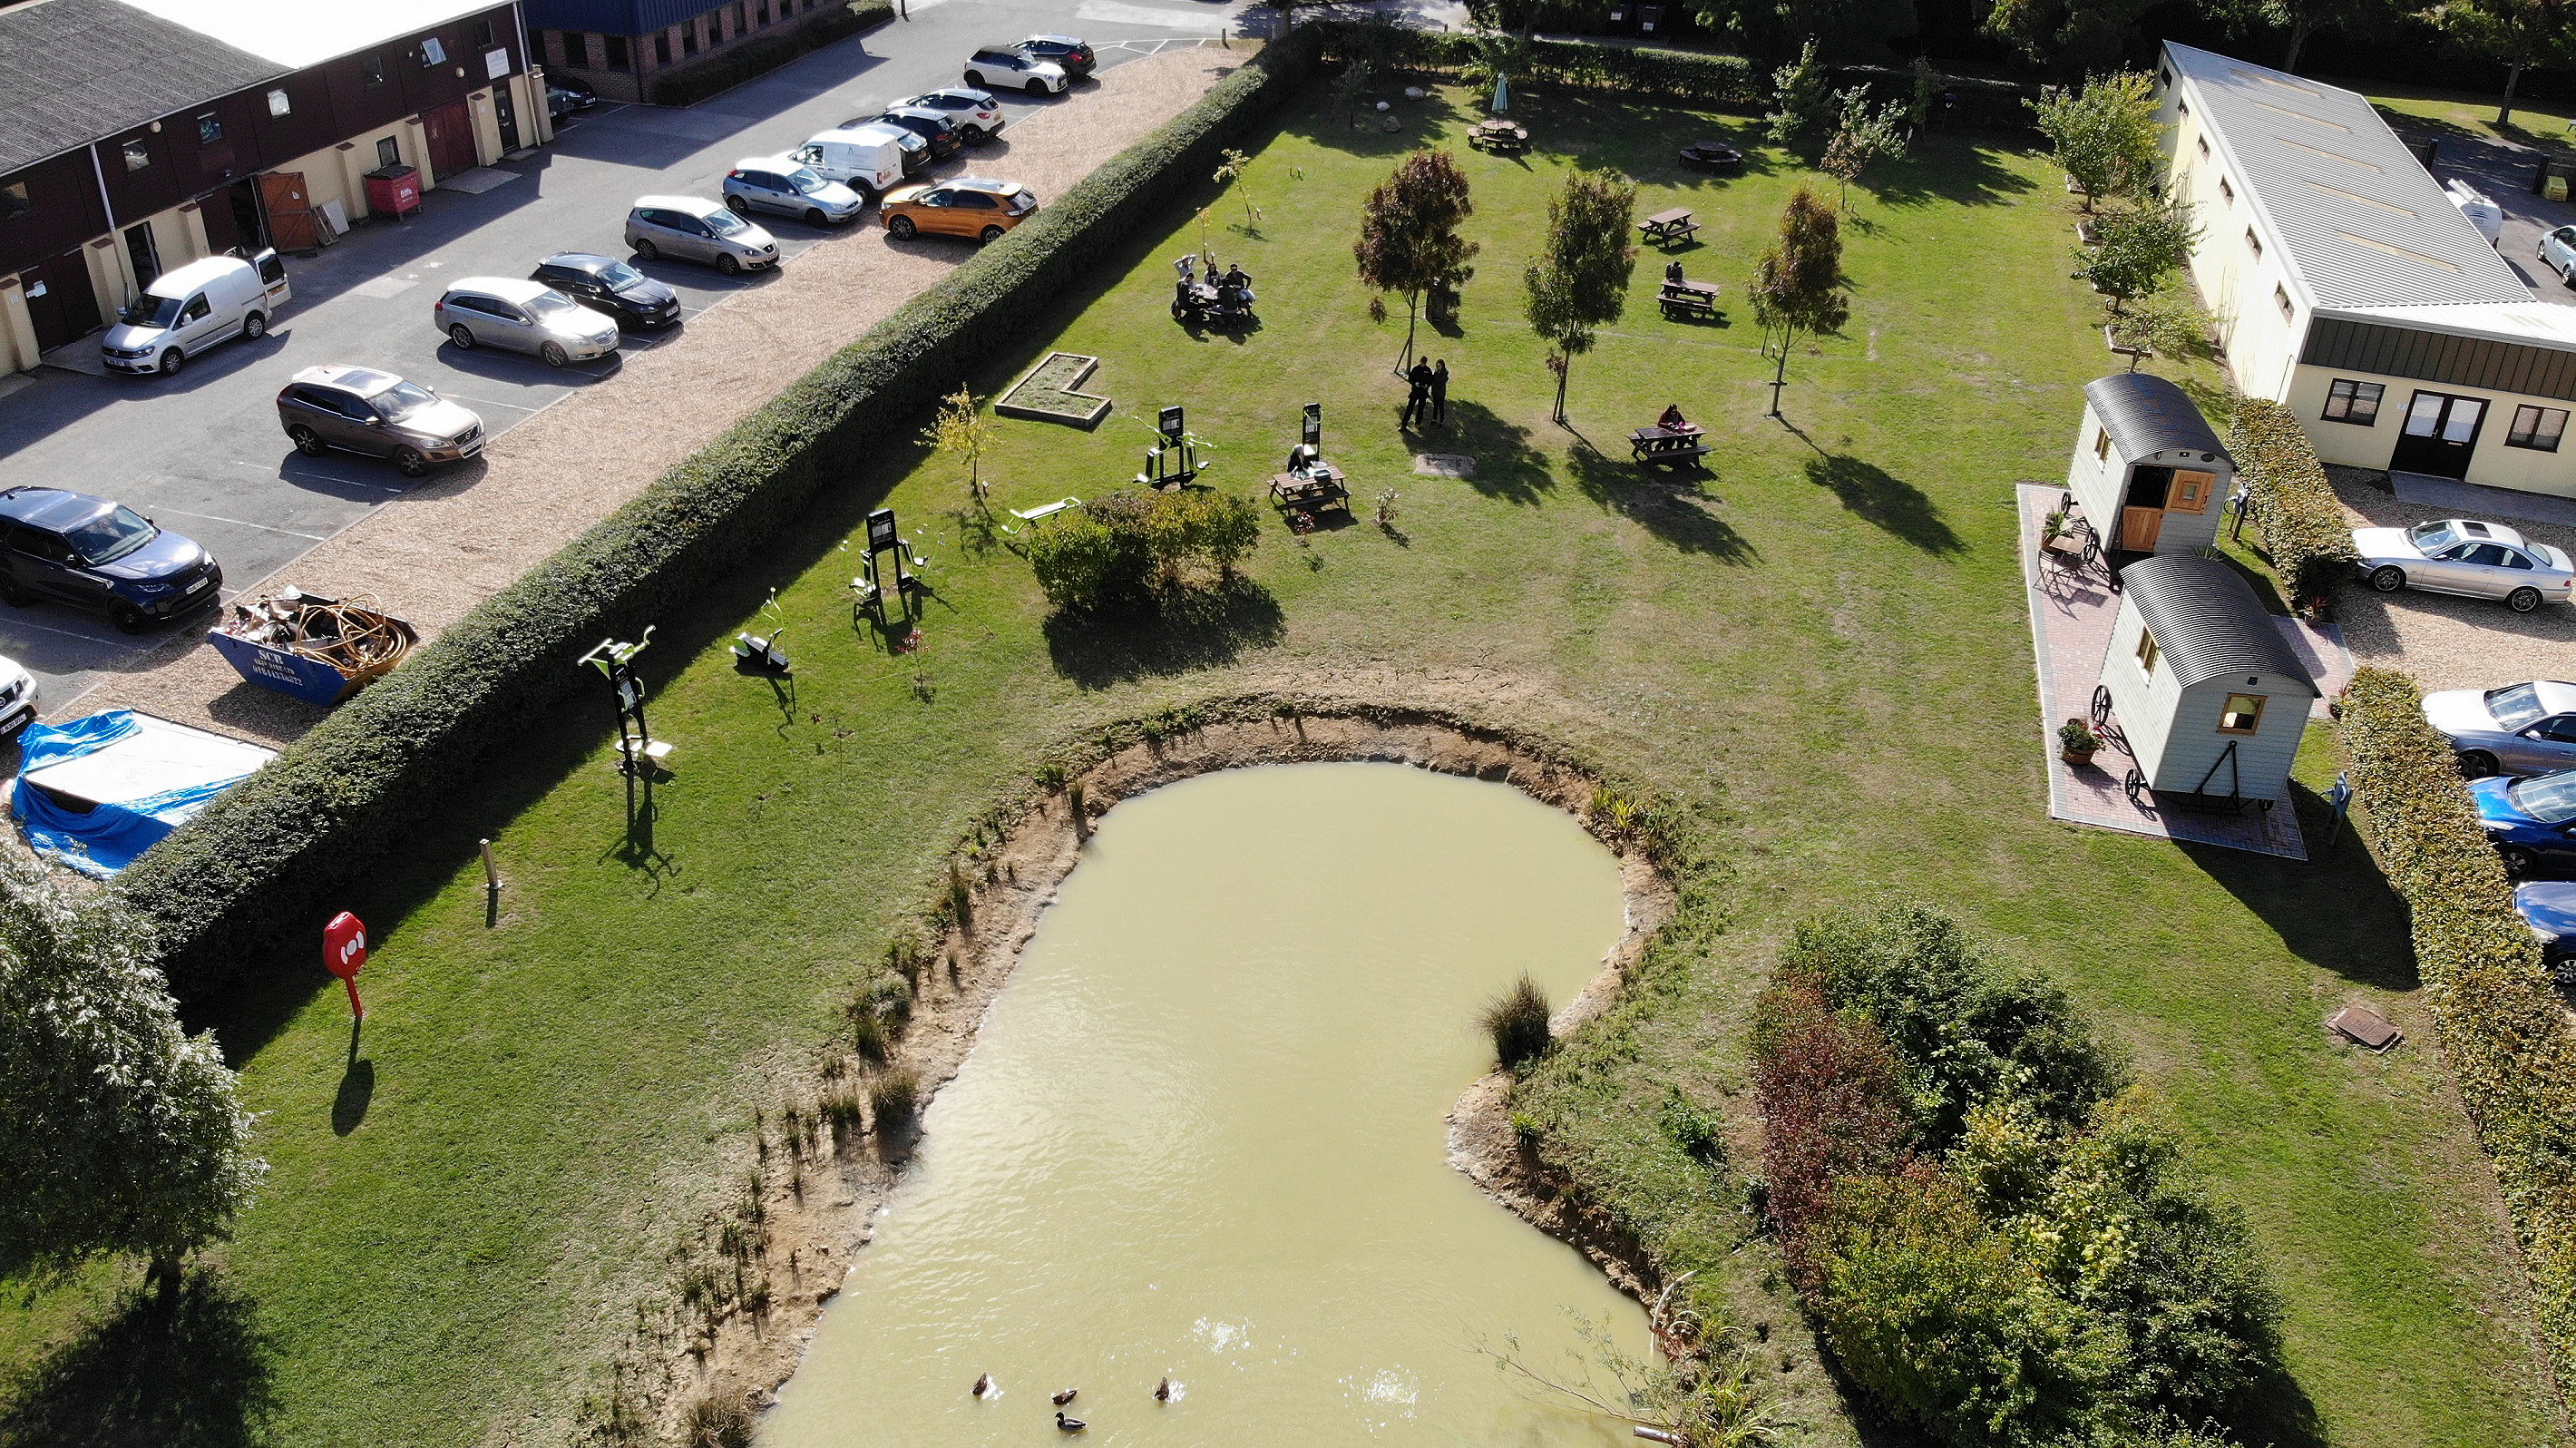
[869,1068,920,1130]
[1478,973,1553,1068]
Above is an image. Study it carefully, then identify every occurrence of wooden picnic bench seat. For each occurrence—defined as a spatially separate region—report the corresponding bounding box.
[1630,426,1711,470]
[1658,281,1722,320]
[1469,121,1529,153]
[1270,467,1351,514]
[1639,208,1698,247]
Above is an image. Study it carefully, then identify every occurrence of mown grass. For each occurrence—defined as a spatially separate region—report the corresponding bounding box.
[2359,78,2576,151]
[0,83,2562,1447]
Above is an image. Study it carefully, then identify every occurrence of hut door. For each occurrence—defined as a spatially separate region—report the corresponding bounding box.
[2121,466,2171,552]
[2171,471,2214,514]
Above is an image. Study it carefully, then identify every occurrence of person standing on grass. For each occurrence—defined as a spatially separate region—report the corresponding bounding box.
[1430,360,1449,425]
[1402,358,1433,428]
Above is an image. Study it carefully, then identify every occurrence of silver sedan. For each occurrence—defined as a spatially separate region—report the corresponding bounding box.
[2352,517,2576,612]
[2425,680,2576,775]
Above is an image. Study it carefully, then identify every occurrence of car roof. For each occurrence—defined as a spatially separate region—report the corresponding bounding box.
[1024,34,1085,44]
[635,193,721,215]
[949,176,1020,193]
[2434,517,2533,549]
[142,254,250,299]
[2532,680,2576,714]
[537,251,619,273]
[882,105,950,122]
[0,487,112,531]
[446,276,551,302]
[290,364,403,395]
[913,88,992,104]
[815,122,904,143]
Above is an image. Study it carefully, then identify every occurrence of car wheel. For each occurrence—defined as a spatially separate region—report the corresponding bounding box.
[449,323,475,349]
[541,341,571,368]
[289,426,327,457]
[717,253,742,276]
[111,601,152,634]
[0,576,32,607]
[2369,564,2406,592]
[964,69,982,87]
[2460,749,2501,778]
[158,347,183,376]
[2503,845,2540,877]
[243,311,267,340]
[980,225,1008,244]
[1029,79,1050,97]
[2510,585,2544,612]
[726,195,750,215]
[805,207,828,226]
[393,445,429,478]
[634,238,659,260]
[888,214,917,240]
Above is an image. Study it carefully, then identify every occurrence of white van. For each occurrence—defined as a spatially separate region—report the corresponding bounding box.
[102,249,290,376]
[2447,180,2504,247]
[794,124,913,200]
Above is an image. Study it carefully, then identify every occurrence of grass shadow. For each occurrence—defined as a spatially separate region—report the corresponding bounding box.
[1439,399,1555,505]
[1865,132,2043,210]
[2175,781,2420,992]
[1041,575,1286,689]
[1565,445,1758,563]
[1800,451,1964,555]
[0,1268,274,1448]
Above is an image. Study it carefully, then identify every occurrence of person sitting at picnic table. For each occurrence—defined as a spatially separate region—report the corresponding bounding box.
[1664,259,1685,287]
[1176,253,1197,286]
[1224,263,1254,303]
[1658,403,1693,432]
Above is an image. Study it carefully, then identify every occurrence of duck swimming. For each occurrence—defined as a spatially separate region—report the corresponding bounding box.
[1055,1410,1088,1433]
[1154,1375,1172,1403]
[1051,1388,1078,1405]
[971,1373,993,1399]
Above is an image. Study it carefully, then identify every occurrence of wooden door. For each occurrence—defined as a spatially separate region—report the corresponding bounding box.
[22,250,100,353]
[2170,470,2215,514]
[2122,506,2164,551]
[422,101,476,180]
[259,172,319,251]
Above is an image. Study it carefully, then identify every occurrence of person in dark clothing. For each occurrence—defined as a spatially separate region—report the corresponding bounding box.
[1429,360,1449,425]
[1664,259,1685,286]
[1401,358,1433,427]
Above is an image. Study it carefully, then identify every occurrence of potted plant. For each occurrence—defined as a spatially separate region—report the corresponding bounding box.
[2059,718,2102,766]
[2043,508,2067,545]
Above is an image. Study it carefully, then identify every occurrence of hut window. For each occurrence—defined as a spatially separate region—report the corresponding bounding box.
[2322,379,2383,426]
[2135,631,2161,676]
[2274,284,2292,319]
[2219,694,2266,733]
[2509,405,2568,453]
[2195,133,2207,157]
[2095,427,2113,461]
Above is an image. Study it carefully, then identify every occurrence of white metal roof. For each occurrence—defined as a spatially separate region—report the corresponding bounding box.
[116,0,503,70]
[2314,301,2576,347]
[2163,42,2533,310]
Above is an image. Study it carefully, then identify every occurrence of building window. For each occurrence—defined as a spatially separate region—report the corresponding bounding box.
[196,113,223,146]
[606,33,630,67]
[2245,228,2262,260]
[0,181,27,221]
[376,135,402,168]
[2219,694,2266,734]
[2094,426,2112,461]
[683,23,699,55]
[2217,176,2232,204]
[655,32,671,64]
[2322,379,2384,426]
[474,18,497,48]
[756,0,771,21]
[2275,284,2292,319]
[268,87,291,117]
[2159,66,2172,88]
[2136,630,2161,676]
[732,2,748,31]
[120,136,150,172]
[2510,404,2570,452]
[422,36,448,65]
[2196,134,2209,159]
[364,54,386,84]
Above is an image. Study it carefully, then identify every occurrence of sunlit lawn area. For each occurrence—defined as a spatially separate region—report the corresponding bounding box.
[2,80,2563,1447]
[2359,77,2576,151]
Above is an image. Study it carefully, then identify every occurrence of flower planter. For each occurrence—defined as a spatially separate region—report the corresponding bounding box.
[2062,746,2098,767]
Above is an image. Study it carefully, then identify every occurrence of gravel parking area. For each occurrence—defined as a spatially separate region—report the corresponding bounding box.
[2326,465,2576,692]
[63,48,1244,747]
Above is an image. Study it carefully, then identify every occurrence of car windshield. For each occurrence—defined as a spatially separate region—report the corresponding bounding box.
[2491,683,2549,731]
[785,166,829,193]
[2512,772,2576,824]
[526,293,585,323]
[125,295,184,328]
[704,209,749,237]
[370,380,439,420]
[64,505,156,565]
[2408,521,2465,553]
[595,260,645,289]
[1007,190,1035,213]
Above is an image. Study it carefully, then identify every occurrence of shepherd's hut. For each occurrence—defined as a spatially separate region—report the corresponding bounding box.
[2094,555,2318,808]
[2066,373,2234,557]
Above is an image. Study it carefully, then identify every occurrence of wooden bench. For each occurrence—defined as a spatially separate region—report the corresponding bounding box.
[1630,426,1710,471]
[1639,208,1698,248]
[1270,467,1351,514]
[1658,281,1721,320]
[1469,121,1529,153]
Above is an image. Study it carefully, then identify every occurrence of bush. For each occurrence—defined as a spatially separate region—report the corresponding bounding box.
[651,1,895,107]
[2340,666,2576,1394]
[1478,973,1553,1068]
[1749,978,1913,1284]
[117,28,1327,992]
[2230,396,2356,611]
[681,1389,755,1448]
[1019,489,1263,611]
[1312,24,1764,108]
[868,1068,920,1130]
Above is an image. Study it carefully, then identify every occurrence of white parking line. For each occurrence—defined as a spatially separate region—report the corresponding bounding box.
[230,460,404,493]
[438,391,549,411]
[148,506,327,542]
[0,613,129,646]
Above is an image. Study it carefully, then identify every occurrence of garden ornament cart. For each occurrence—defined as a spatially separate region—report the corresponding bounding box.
[2088,554,2317,813]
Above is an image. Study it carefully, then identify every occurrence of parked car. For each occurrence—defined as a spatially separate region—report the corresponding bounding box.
[276,365,484,477]
[900,88,1004,142]
[100,250,290,376]
[625,195,780,274]
[796,124,921,196]
[873,107,966,161]
[2425,680,2576,776]
[1015,35,1096,79]
[2351,516,2576,612]
[722,156,867,225]
[2515,879,2576,974]
[0,654,35,735]
[0,487,221,632]
[2446,179,2504,247]
[547,84,597,122]
[2542,224,2576,287]
[881,177,1039,243]
[962,44,1068,95]
[530,252,680,330]
[434,278,620,367]
[2474,768,2576,876]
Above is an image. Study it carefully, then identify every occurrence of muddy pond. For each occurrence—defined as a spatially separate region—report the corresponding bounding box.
[762,762,1650,1445]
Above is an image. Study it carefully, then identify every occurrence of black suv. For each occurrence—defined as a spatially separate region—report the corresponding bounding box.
[874,108,965,161]
[0,487,220,632]
[531,252,681,329]
[1017,34,1095,79]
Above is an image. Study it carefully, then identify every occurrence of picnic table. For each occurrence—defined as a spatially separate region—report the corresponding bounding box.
[1677,141,1744,173]
[1270,465,1351,515]
[1469,119,1529,153]
[1658,279,1722,320]
[1630,424,1710,471]
[1638,208,1698,248]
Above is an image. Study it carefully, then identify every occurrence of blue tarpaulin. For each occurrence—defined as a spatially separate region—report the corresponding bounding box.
[12,712,270,877]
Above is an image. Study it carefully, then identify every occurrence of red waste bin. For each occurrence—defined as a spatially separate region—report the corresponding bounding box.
[364,163,421,220]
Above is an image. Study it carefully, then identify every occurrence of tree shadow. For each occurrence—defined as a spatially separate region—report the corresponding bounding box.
[1862,132,2041,210]
[1438,399,1555,505]
[2176,782,2420,993]
[1041,575,1286,690]
[2223,1353,2330,1448]
[1565,446,1758,563]
[0,1268,275,1448]
[1800,452,1963,555]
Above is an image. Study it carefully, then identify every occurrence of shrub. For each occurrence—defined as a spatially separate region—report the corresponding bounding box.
[868,1068,920,1130]
[2230,396,2356,611]
[680,1389,756,1448]
[1478,973,1553,1068]
[651,1,895,107]
[1312,24,1764,107]
[117,28,1327,992]
[1749,979,1913,1282]
[2340,666,2576,1393]
[1018,489,1264,611]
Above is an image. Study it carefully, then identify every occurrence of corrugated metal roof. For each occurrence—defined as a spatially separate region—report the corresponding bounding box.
[2123,554,2320,696]
[120,0,512,69]
[0,0,286,175]
[2164,42,2533,310]
[2085,371,2231,462]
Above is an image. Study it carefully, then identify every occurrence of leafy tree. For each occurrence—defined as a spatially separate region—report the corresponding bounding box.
[1692,0,1919,58]
[1746,186,1851,417]
[1214,147,1260,233]
[2421,0,2576,124]
[1983,0,2164,78]
[2210,0,2390,72]
[921,386,997,508]
[1908,55,1949,129]
[1820,85,1912,206]
[2076,200,2200,313]
[0,856,262,1296]
[1352,149,1481,371]
[2029,72,2165,212]
[1522,171,1639,423]
[2106,289,2215,369]
[1764,38,1834,146]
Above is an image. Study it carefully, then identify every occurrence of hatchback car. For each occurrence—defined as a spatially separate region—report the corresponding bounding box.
[530,253,680,330]
[2516,879,2576,973]
[2425,680,2576,776]
[963,45,1068,95]
[2542,225,2576,287]
[1015,34,1096,79]
[2352,516,2576,612]
[881,177,1039,243]
[873,108,966,161]
[722,156,866,225]
[2474,768,2576,876]
[901,88,1004,142]
[0,487,220,632]
[277,365,484,477]
[626,195,780,274]
[548,84,597,122]
[434,278,620,367]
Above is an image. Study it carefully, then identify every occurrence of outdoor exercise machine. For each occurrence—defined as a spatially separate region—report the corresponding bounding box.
[578,627,670,776]
[850,506,923,616]
[1136,406,1212,489]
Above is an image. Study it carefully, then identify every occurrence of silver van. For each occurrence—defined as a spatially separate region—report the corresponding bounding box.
[101,250,290,376]
[624,195,779,275]
[433,277,620,367]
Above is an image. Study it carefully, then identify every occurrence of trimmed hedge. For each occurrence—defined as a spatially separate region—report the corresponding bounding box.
[651,0,896,109]
[2340,667,2576,1396]
[118,29,1326,991]
[2229,396,2356,610]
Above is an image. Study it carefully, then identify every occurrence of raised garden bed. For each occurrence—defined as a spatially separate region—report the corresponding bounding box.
[997,351,1113,427]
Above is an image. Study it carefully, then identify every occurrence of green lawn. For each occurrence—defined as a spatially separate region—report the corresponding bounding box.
[2359,78,2576,151]
[2,82,2563,1447]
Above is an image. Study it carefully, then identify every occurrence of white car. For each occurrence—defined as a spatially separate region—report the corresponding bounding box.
[2541,224,2576,287]
[901,88,1005,142]
[2353,516,2576,613]
[0,654,36,735]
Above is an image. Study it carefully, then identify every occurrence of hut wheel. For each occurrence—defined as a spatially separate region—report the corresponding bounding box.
[2090,684,2112,729]
[2123,767,2146,804]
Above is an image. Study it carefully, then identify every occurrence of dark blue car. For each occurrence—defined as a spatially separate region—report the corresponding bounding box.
[2515,881,2576,976]
[0,487,220,632]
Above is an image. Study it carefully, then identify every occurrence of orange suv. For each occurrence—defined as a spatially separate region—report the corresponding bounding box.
[880,177,1039,243]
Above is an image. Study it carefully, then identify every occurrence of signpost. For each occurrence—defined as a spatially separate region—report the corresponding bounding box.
[324,911,367,1020]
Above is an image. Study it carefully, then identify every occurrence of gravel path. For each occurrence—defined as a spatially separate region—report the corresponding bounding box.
[64,49,1244,747]
[2325,466,2576,695]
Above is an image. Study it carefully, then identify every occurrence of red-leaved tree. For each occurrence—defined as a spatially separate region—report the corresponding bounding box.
[1749,975,1913,1290]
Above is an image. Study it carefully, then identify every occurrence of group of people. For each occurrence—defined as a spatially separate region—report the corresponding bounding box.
[1175,252,1255,315]
[1400,357,1450,428]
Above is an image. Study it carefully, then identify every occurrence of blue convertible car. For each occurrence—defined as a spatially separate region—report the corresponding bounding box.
[2473,768,2576,876]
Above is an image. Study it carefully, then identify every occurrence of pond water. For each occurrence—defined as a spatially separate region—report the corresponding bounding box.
[761,762,1648,1447]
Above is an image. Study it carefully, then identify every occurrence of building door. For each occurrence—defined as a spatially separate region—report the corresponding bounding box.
[21,250,102,353]
[493,85,522,153]
[224,177,267,252]
[422,101,477,179]
[258,172,319,251]
[2119,465,2171,553]
[198,191,241,256]
[122,223,161,290]
[2391,391,2488,479]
